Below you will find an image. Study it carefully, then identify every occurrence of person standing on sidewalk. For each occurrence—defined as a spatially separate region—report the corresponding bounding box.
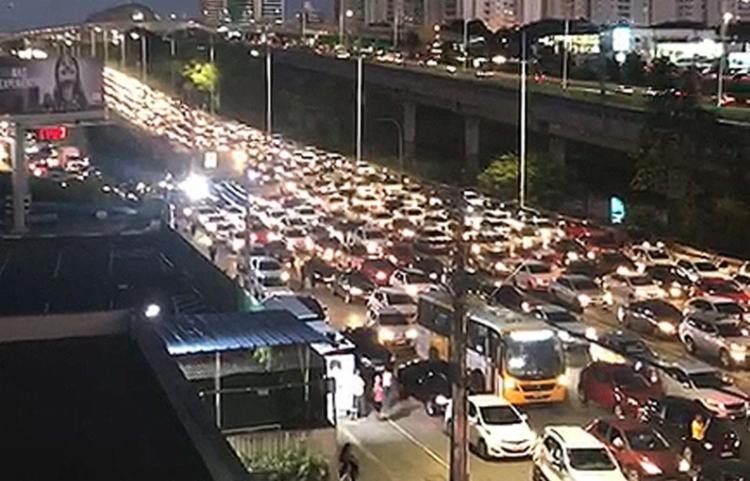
[372,374,385,420]
[351,370,365,419]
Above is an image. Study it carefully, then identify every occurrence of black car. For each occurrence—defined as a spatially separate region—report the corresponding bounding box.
[646,264,694,295]
[616,299,682,338]
[264,240,294,264]
[342,327,415,375]
[301,256,338,288]
[489,284,530,312]
[642,396,742,461]
[564,260,600,279]
[332,270,376,303]
[595,330,658,364]
[412,256,446,282]
[397,360,452,416]
[699,459,750,481]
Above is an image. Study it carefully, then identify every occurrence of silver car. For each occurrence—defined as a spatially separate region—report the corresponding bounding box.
[549,275,614,311]
[678,312,750,368]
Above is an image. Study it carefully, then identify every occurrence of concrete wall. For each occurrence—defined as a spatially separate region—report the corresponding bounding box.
[0,310,130,342]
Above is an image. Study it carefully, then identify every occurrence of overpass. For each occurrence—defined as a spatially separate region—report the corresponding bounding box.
[273,48,644,173]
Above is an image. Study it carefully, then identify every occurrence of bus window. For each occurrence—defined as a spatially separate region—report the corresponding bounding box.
[468,319,489,354]
[489,330,501,365]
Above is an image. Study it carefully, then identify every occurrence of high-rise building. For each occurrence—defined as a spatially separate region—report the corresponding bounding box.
[589,0,649,24]
[706,0,750,25]
[227,0,255,23]
[649,0,707,24]
[200,0,228,24]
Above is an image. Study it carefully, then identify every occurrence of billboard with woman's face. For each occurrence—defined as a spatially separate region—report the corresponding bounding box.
[0,53,104,116]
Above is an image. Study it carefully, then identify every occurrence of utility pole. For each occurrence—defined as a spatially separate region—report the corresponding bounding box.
[717,11,733,107]
[209,34,215,114]
[103,29,109,64]
[393,0,399,49]
[356,54,363,162]
[266,44,272,136]
[140,34,147,81]
[519,30,528,208]
[338,0,345,45]
[449,188,468,481]
[562,17,570,90]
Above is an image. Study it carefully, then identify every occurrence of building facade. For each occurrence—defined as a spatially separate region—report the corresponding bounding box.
[200,0,228,24]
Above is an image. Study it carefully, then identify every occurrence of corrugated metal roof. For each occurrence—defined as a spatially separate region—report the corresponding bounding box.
[157,310,330,356]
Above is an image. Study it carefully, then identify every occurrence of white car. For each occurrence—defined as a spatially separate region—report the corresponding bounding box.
[683,296,748,322]
[247,256,290,297]
[515,261,557,291]
[369,307,418,345]
[351,192,381,211]
[629,243,673,266]
[396,206,426,227]
[366,287,417,321]
[676,259,728,282]
[463,190,485,208]
[445,395,536,459]
[659,361,748,418]
[351,226,390,255]
[389,268,437,298]
[423,210,452,231]
[602,273,666,303]
[534,426,626,481]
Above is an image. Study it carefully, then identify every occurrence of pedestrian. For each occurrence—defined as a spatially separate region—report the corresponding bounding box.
[208,243,218,263]
[687,413,710,470]
[351,370,365,419]
[338,443,359,481]
[382,366,394,411]
[190,222,197,236]
[372,374,385,420]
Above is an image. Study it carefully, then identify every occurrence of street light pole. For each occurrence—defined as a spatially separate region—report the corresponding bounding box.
[119,32,125,69]
[356,54,364,162]
[562,18,570,90]
[209,34,216,114]
[103,29,109,64]
[448,189,468,481]
[140,34,148,81]
[717,12,733,108]
[338,0,345,45]
[519,30,528,208]
[393,0,399,49]
[266,44,272,136]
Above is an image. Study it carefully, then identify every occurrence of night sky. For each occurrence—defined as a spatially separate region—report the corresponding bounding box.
[0,0,198,30]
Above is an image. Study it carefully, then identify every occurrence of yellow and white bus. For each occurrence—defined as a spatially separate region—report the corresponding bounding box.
[415,291,566,405]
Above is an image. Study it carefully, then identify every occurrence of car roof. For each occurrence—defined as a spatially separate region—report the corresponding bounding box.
[533,304,569,314]
[467,394,511,408]
[545,426,605,449]
[376,287,411,296]
[688,310,738,324]
[600,417,650,431]
[559,274,594,282]
[693,296,739,304]
[661,358,718,373]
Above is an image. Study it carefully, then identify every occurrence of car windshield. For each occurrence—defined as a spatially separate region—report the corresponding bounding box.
[364,230,386,240]
[689,372,732,389]
[547,311,577,323]
[644,301,680,318]
[629,276,655,286]
[567,449,616,471]
[480,406,520,425]
[379,313,410,325]
[649,250,670,260]
[708,282,741,294]
[572,278,598,290]
[613,370,648,389]
[259,260,281,271]
[717,302,745,315]
[504,336,563,380]
[696,262,719,272]
[528,263,551,274]
[625,429,670,451]
[386,293,414,305]
[406,272,430,283]
[717,323,747,337]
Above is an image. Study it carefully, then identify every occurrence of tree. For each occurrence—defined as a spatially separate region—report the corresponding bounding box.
[183,61,219,93]
[477,151,571,206]
[243,447,328,481]
[622,52,645,85]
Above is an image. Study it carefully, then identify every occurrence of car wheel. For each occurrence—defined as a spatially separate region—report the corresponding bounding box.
[684,336,696,354]
[428,347,439,360]
[626,468,640,481]
[578,385,588,404]
[478,439,489,460]
[720,349,732,369]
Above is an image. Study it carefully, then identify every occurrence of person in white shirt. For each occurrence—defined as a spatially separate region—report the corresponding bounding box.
[351,371,365,419]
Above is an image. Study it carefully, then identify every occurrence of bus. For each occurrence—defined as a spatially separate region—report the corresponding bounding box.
[415,290,566,405]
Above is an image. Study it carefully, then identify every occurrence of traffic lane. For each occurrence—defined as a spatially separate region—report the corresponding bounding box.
[308,285,368,331]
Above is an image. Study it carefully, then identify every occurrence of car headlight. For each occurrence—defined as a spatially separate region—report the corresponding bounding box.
[639,460,662,476]
[378,328,395,343]
[367,242,379,254]
[350,286,363,296]
[557,374,568,385]
[577,294,591,307]
[678,458,690,473]
[402,228,415,238]
[470,244,481,255]
[406,328,418,339]
[669,285,683,298]
[603,291,614,305]
[406,285,419,297]
[704,442,714,450]
[280,271,290,282]
[375,271,387,282]
[558,330,572,342]
[435,394,449,405]
[657,321,676,334]
[494,262,507,272]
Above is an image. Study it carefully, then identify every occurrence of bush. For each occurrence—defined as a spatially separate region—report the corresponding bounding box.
[243,447,329,481]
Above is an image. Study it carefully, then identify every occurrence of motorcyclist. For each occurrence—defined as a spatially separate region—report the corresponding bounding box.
[339,443,359,481]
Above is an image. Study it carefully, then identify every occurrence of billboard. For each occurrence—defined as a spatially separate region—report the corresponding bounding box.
[0,54,104,116]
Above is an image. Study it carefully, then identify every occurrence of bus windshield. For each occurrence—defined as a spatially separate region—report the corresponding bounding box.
[504,333,563,380]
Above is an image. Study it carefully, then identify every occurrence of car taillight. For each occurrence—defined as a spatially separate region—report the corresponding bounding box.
[376,271,387,282]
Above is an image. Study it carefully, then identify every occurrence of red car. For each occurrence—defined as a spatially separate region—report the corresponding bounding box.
[385,243,417,268]
[586,418,687,481]
[360,258,397,286]
[578,362,663,418]
[247,221,278,246]
[694,278,750,305]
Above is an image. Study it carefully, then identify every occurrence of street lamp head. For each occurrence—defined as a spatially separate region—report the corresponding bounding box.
[723,11,734,23]
[129,31,141,40]
[346,9,354,18]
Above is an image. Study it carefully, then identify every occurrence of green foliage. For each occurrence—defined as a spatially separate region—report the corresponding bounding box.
[243,447,328,481]
[622,53,645,86]
[477,151,573,207]
[183,61,219,92]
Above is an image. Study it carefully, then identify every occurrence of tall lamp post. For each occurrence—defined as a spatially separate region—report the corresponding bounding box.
[356,54,363,162]
[562,18,570,90]
[519,30,528,208]
[717,11,733,107]
[265,30,273,136]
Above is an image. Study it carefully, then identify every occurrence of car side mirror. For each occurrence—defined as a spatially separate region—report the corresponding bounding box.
[612,438,624,450]
[520,413,529,421]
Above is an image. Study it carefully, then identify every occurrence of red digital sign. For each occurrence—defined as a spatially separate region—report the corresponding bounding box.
[37,126,68,142]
